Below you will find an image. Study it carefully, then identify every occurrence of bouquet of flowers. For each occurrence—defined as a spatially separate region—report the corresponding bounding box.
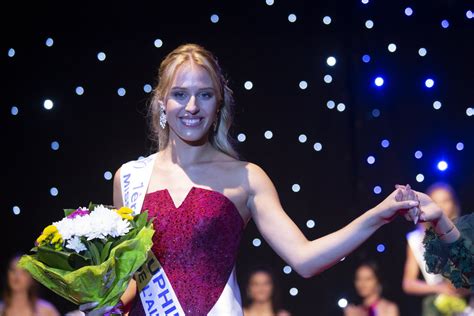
[18,203,154,314]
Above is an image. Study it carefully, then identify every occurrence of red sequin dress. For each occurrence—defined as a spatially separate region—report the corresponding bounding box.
[128,186,245,315]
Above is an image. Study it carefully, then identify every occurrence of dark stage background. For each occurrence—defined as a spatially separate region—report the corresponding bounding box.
[2,1,473,315]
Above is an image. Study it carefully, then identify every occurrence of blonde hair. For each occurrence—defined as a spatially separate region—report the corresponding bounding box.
[147,43,240,160]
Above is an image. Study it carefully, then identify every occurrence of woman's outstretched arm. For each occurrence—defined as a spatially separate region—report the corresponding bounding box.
[246,163,419,278]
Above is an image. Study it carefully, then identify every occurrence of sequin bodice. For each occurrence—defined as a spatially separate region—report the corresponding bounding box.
[129,186,245,315]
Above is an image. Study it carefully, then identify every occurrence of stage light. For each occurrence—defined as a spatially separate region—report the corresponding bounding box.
[418,48,427,56]
[456,142,464,151]
[405,7,413,16]
[143,84,152,93]
[75,86,84,95]
[45,38,54,47]
[154,39,163,48]
[11,106,18,116]
[365,20,374,29]
[210,14,219,23]
[340,257,346,261]
[288,14,297,23]
[13,206,21,215]
[44,99,54,110]
[104,171,113,180]
[306,220,316,228]
[266,0,274,6]
[337,103,346,112]
[283,265,292,274]
[313,142,323,151]
[244,81,253,90]
[299,80,308,89]
[415,151,423,159]
[324,74,333,83]
[50,187,59,197]
[117,88,126,96]
[433,101,442,110]
[374,77,384,87]
[264,130,273,139]
[252,238,261,247]
[338,298,348,308]
[467,10,473,19]
[425,79,435,88]
[327,56,336,66]
[441,20,450,28]
[416,174,425,182]
[327,100,335,109]
[289,288,299,296]
[362,54,371,63]
[8,48,15,57]
[381,139,390,148]
[372,109,380,117]
[388,43,397,52]
[437,161,448,171]
[466,107,474,116]
[367,155,375,164]
[373,186,382,194]
[376,244,386,252]
[323,16,332,25]
[361,0,369,4]
[298,134,307,143]
[292,184,301,192]
[237,133,246,142]
[97,52,106,61]
[51,141,59,151]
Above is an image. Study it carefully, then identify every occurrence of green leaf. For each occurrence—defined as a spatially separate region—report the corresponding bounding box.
[134,211,148,230]
[85,240,101,265]
[37,246,75,271]
[63,208,77,217]
[68,252,92,269]
[100,241,113,263]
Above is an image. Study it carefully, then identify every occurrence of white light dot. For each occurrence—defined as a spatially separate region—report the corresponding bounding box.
[11,106,19,116]
[381,139,390,148]
[377,244,386,252]
[13,206,21,215]
[104,171,113,180]
[372,109,381,117]
[388,43,397,52]
[306,219,315,228]
[289,288,299,296]
[50,187,59,197]
[97,52,106,61]
[418,48,427,56]
[117,88,126,96]
[367,155,375,164]
[51,141,59,151]
[405,7,413,16]
[338,298,348,308]
[244,81,253,90]
[416,173,425,183]
[373,186,382,194]
[324,74,333,83]
[210,14,219,23]
[283,265,292,274]
[327,100,335,109]
[264,130,273,139]
[466,107,474,117]
[337,103,346,112]
[375,77,384,86]
[441,19,449,28]
[433,101,442,110]
[415,150,423,159]
[266,0,274,6]
[327,56,336,66]
[252,238,262,247]
[154,39,163,48]
[45,37,54,47]
[288,14,297,23]
[365,20,374,29]
[313,142,323,151]
[361,0,369,4]
[425,79,435,88]
[456,142,464,151]
[340,257,346,261]
[438,161,448,171]
[75,86,84,95]
[8,48,15,57]
[237,133,246,142]
[143,84,152,93]
[467,10,473,19]
[292,184,301,192]
[323,16,332,25]
[298,134,307,143]
[299,81,308,89]
[43,99,54,110]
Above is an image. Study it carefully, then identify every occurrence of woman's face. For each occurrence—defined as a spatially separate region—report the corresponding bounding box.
[429,188,458,219]
[354,266,380,298]
[247,271,273,303]
[8,257,33,292]
[164,62,218,144]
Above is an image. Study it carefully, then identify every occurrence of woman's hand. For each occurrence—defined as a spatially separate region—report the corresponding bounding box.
[370,188,420,225]
[395,184,443,223]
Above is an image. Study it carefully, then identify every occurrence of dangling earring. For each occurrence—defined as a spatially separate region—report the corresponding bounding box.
[159,102,167,129]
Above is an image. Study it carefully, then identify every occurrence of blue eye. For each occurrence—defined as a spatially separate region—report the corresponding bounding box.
[200,92,213,99]
[173,91,187,99]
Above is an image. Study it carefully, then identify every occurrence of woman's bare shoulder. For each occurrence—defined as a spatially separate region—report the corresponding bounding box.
[37,299,60,316]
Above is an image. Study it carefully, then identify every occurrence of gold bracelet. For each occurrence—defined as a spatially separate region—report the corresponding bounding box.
[437,225,455,238]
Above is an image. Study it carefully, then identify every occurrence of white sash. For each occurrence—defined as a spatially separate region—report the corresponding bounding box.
[120,153,185,316]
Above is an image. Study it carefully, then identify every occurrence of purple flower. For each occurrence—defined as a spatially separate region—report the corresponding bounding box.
[67,208,90,219]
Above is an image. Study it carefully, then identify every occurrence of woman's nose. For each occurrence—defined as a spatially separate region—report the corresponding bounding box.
[185,96,199,113]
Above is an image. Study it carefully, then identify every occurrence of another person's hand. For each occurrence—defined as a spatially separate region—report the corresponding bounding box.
[371,188,419,224]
